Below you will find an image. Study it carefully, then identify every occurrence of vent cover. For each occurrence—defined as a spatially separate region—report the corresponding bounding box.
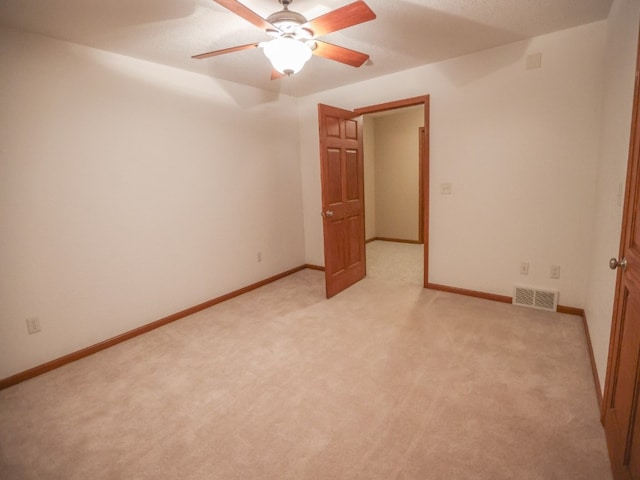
[513,286,558,312]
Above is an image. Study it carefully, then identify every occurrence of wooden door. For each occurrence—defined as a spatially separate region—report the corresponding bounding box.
[603,29,640,480]
[318,104,365,298]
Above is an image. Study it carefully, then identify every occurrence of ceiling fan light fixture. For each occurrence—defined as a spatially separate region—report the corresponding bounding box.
[263,37,312,75]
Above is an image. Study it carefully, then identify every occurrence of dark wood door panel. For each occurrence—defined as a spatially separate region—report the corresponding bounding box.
[319,104,365,298]
[345,149,359,201]
[631,391,640,477]
[326,115,341,138]
[325,219,346,276]
[604,25,640,480]
[346,216,363,267]
[345,118,358,140]
[326,148,343,206]
[609,288,640,472]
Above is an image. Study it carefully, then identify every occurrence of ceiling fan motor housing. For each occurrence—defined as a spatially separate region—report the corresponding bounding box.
[267,1,312,38]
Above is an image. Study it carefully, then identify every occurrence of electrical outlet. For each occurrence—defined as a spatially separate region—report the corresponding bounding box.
[26,317,41,335]
[440,182,452,194]
[550,265,561,279]
[520,262,529,275]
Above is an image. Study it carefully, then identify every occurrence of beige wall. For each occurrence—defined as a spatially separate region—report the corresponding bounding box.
[0,29,306,378]
[585,0,640,391]
[371,108,424,242]
[299,21,607,308]
[363,116,376,240]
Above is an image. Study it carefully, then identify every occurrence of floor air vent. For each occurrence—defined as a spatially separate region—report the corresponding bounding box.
[513,286,558,312]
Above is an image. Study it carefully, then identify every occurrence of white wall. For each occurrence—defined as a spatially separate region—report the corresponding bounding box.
[3,12,633,384]
[372,108,424,242]
[585,0,640,391]
[299,21,606,308]
[0,29,305,379]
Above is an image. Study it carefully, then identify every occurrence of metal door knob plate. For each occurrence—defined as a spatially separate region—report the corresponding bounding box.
[610,257,628,270]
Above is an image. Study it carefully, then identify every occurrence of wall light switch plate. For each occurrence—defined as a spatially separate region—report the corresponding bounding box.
[526,53,542,69]
[440,182,452,194]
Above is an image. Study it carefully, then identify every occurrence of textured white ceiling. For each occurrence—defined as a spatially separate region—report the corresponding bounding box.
[0,0,613,97]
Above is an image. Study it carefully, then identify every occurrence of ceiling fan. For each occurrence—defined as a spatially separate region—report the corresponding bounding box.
[192,0,376,78]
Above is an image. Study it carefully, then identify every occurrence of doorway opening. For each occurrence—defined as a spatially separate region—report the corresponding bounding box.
[362,105,425,286]
[354,96,430,288]
[317,96,429,298]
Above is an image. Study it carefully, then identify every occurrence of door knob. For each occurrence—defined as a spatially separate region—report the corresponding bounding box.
[609,257,628,270]
[324,210,334,217]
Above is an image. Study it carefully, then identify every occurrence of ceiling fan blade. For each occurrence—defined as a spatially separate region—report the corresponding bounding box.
[271,69,285,80]
[312,40,369,68]
[304,1,376,37]
[192,43,259,59]
[212,0,275,31]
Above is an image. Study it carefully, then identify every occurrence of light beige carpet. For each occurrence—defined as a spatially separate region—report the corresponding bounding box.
[0,270,611,479]
[366,240,424,286]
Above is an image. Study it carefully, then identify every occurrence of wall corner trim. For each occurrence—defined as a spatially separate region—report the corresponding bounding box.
[304,264,325,271]
[426,283,512,304]
[580,311,604,410]
[0,265,315,390]
[426,282,602,408]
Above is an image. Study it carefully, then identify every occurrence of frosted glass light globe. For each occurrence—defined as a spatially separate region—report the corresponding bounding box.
[263,38,312,75]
